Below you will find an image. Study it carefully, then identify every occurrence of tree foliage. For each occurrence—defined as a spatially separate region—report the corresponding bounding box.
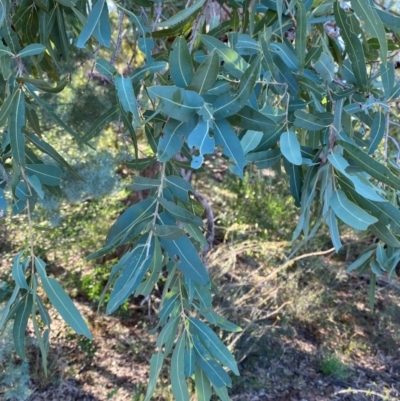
[1,0,400,399]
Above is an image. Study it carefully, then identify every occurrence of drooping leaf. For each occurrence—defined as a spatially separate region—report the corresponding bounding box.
[128,176,161,191]
[280,130,302,166]
[189,50,220,94]
[296,1,307,73]
[13,294,33,359]
[171,333,190,401]
[144,352,164,401]
[158,197,203,226]
[25,164,62,186]
[76,0,105,48]
[213,119,246,178]
[115,74,141,129]
[213,55,261,119]
[166,175,194,202]
[367,111,385,155]
[169,37,193,88]
[148,86,204,121]
[293,109,328,131]
[187,119,214,169]
[351,0,387,65]
[12,251,30,291]
[189,317,239,375]
[9,89,25,166]
[157,0,206,28]
[228,106,278,132]
[195,365,212,401]
[17,43,46,58]
[159,213,209,285]
[330,189,378,231]
[35,257,92,339]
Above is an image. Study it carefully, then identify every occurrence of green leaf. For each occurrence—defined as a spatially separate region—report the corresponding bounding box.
[159,213,209,285]
[158,197,203,226]
[380,63,394,100]
[93,0,111,47]
[115,74,141,129]
[26,132,83,181]
[157,0,206,28]
[189,50,219,94]
[351,0,387,66]
[9,89,25,166]
[338,140,400,191]
[128,176,161,191]
[82,105,119,142]
[228,106,278,132]
[153,224,185,240]
[0,90,18,126]
[169,37,193,88]
[330,189,378,231]
[293,110,328,131]
[334,1,368,90]
[106,197,156,247]
[0,1,6,28]
[166,176,194,202]
[0,285,20,332]
[158,118,196,162]
[369,223,400,248]
[148,86,204,122]
[314,53,335,83]
[171,333,190,401]
[367,111,385,155]
[135,237,163,297]
[107,235,155,314]
[215,314,242,333]
[144,352,164,401]
[25,164,62,186]
[25,85,91,146]
[96,58,117,80]
[187,119,214,168]
[189,317,239,375]
[193,336,232,388]
[35,257,92,339]
[0,43,15,57]
[17,43,46,58]
[130,62,167,83]
[12,251,30,291]
[0,188,6,217]
[346,249,375,273]
[213,55,261,119]
[213,119,246,178]
[214,385,230,401]
[13,294,33,359]
[17,75,70,94]
[280,131,302,166]
[76,0,105,48]
[270,42,298,71]
[240,130,263,155]
[296,1,307,73]
[195,365,212,401]
[199,34,248,80]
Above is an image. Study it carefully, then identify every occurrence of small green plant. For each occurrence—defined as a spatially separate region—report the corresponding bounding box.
[320,354,351,381]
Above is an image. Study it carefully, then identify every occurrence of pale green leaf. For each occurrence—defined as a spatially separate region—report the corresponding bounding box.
[17,43,46,58]
[189,50,219,94]
[280,131,302,166]
[9,89,25,166]
[195,365,212,401]
[76,0,105,48]
[144,352,164,401]
[157,0,206,28]
[169,37,193,88]
[13,294,32,359]
[171,333,190,401]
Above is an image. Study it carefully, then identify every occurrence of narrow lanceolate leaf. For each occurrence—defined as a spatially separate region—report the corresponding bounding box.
[280,131,302,166]
[13,294,33,359]
[296,1,307,73]
[189,50,220,94]
[107,235,155,314]
[12,251,30,291]
[189,317,239,375]
[368,111,385,155]
[213,55,261,119]
[35,257,92,339]
[0,89,17,126]
[213,119,246,178]
[93,0,111,47]
[115,75,141,128]
[193,336,232,388]
[314,53,335,83]
[144,352,164,401]
[157,0,206,28]
[188,119,214,168]
[0,188,6,217]
[106,197,156,246]
[195,365,212,401]
[148,86,204,121]
[159,197,203,226]
[159,213,209,285]
[9,89,25,166]
[170,37,193,88]
[128,176,161,191]
[293,110,328,131]
[166,176,194,202]
[351,0,387,65]
[171,333,190,401]
[334,1,367,90]
[17,43,46,58]
[338,140,400,190]
[0,43,15,57]
[17,75,69,94]
[346,249,375,273]
[25,164,62,186]
[96,58,116,80]
[330,190,378,231]
[369,223,400,248]
[228,106,278,132]
[26,132,83,180]
[199,34,248,80]
[76,0,105,48]
[130,62,168,83]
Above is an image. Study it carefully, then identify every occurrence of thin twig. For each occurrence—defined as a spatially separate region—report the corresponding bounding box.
[111,10,124,66]
[384,111,390,162]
